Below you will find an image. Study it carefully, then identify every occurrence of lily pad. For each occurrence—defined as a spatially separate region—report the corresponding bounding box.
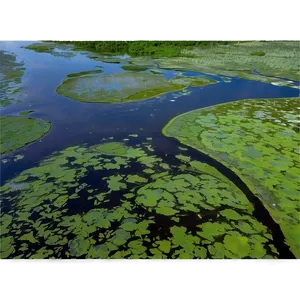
[163,97,300,258]
[68,235,90,257]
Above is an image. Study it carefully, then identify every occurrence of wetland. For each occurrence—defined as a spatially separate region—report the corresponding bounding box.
[0,41,299,259]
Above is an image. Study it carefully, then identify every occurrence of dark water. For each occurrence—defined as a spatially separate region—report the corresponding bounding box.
[0,42,299,258]
[1,41,298,182]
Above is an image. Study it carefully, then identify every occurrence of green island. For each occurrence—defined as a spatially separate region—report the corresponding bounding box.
[162,97,300,258]
[0,139,279,259]
[56,71,216,103]
[0,116,51,154]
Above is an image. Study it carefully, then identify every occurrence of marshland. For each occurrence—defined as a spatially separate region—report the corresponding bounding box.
[0,40,299,259]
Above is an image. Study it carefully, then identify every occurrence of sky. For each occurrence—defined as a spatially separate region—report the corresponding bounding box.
[0,32,40,40]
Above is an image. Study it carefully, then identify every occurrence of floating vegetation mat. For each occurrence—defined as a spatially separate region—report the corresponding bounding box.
[156,41,300,85]
[121,65,149,72]
[0,116,51,154]
[56,71,216,104]
[25,42,76,58]
[0,51,26,108]
[163,97,300,258]
[0,139,280,259]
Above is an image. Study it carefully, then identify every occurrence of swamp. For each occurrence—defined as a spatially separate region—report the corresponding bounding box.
[0,40,299,259]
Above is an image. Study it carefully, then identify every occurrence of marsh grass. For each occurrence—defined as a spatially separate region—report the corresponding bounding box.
[156,41,300,82]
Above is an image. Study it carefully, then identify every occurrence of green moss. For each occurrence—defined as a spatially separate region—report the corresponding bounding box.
[162,97,300,258]
[0,116,51,154]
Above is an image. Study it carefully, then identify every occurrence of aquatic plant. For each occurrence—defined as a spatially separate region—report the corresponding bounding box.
[170,76,217,87]
[0,116,51,154]
[66,70,103,78]
[156,41,300,83]
[121,65,149,72]
[0,51,26,108]
[0,136,280,259]
[162,97,300,258]
[25,42,76,58]
[56,71,219,103]
[19,110,35,115]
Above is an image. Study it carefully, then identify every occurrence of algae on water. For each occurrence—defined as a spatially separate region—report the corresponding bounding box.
[162,97,300,258]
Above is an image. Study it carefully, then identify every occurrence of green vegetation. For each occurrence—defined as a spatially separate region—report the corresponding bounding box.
[25,42,76,58]
[250,51,265,56]
[56,71,216,103]
[0,116,51,154]
[121,65,149,72]
[0,51,26,107]
[52,41,234,58]
[156,41,300,84]
[32,41,299,87]
[19,110,35,115]
[66,70,103,78]
[0,136,278,259]
[170,76,217,87]
[162,97,300,258]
